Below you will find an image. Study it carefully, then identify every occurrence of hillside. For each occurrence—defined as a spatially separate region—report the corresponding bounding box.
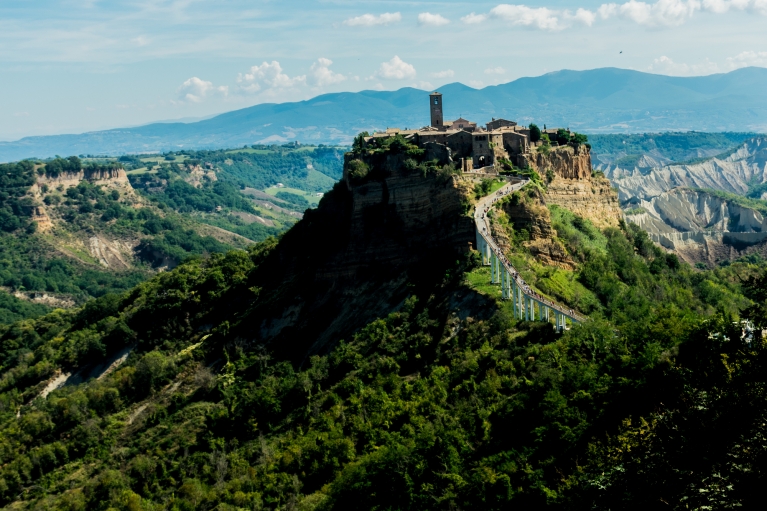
[0,145,344,323]
[1,139,765,509]
[590,131,759,169]
[2,67,767,161]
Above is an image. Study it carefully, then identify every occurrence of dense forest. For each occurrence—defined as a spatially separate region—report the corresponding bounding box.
[0,169,764,510]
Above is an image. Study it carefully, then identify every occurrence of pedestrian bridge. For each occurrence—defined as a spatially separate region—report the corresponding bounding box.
[473,177,587,331]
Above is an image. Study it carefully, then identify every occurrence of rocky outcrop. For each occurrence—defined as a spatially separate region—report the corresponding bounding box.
[608,137,767,203]
[30,168,134,199]
[248,151,476,358]
[526,145,622,229]
[626,188,767,266]
[184,164,218,188]
[88,236,138,269]
[530,144,592,180]
[30,206,53,232]
[494,189,575,270]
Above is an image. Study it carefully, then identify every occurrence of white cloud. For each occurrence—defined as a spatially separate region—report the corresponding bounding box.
[569,7,598,25]
[481,4,597,30]
[309,58,346,86]
[461,12,489,23]
[431,69,455,78]
[620,0,699,27]
[701,0,767,14]
[472,0,767,32]
[726,50,767,69]
[376,56,416,80]
[236,61,306,93]
[418,12,450,26]
[648,55,720,75]
[468,80,485,88]
[343,12,402,26]
[490,4,567,30]
[413,81,435,89]
[485,66,506,74]
[176,77,228,103]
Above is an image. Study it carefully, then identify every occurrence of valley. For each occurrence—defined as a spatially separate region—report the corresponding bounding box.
[596,134,767,266]
[0,145,344,323]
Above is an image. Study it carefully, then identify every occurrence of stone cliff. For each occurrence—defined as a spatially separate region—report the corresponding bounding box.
[527,144,622,229]
[605,137,767,203]
[246,151,476,358]
[492,188,575,270]
[627,188,767,266]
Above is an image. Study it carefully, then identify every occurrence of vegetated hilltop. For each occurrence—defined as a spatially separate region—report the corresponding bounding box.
[1,136,765,510]
[604,136,767,266]
[0,145,344,324]
[3,66,767,161]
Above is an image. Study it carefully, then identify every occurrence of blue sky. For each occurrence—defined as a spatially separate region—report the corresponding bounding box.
[1,0,766,141]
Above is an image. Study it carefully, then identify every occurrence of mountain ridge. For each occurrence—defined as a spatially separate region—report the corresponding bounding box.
[3,66,767,162]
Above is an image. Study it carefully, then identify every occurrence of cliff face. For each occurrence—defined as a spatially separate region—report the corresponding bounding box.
[493,189,575,270]
[528,145,622,229]
[250,152,475,358]
[30,168,133,200]
[605,137,767,203]
[627,188,767,266]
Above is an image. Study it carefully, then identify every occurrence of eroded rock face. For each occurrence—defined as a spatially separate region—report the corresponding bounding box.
[606,137,767,203]
[627,188,767,266]
[30,168,134,201]
[30,206,53,232]
[494,189,575,270]
[528,145,622,229]
[532,144,592,180]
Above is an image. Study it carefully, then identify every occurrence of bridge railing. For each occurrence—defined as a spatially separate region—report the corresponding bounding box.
[473,178,588,327]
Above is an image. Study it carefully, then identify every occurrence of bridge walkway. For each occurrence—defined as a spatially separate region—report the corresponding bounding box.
[471,176,587,330]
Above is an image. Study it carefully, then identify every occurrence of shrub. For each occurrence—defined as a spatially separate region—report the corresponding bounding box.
[347,159,369,180]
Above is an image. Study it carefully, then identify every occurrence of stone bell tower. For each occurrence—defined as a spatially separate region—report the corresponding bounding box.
[429,91,443,129]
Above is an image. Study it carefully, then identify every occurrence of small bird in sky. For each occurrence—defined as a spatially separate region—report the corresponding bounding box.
[620,51,623,54]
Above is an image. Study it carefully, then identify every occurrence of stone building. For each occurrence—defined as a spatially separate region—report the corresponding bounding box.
[365,91,570,172]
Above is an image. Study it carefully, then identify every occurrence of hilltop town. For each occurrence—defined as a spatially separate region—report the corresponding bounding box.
[364,91,578,173]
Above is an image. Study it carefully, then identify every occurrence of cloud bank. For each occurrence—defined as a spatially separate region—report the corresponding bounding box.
[461,0,767,31]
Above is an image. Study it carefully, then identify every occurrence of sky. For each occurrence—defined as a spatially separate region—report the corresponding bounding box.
[1,0,766,141]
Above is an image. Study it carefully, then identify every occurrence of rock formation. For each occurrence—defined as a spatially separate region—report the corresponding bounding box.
[528,144,623,229]
[493,188,575,270]
[627,188,767,266]
[250,150,475,358]
[607,137,767,203]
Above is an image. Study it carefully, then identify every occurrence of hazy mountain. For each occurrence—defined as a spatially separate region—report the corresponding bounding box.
[3,67,767,162]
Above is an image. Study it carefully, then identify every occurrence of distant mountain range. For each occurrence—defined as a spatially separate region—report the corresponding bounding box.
[3,66,767,162]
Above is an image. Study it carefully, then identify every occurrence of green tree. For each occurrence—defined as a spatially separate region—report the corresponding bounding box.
[529,123,541,142]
